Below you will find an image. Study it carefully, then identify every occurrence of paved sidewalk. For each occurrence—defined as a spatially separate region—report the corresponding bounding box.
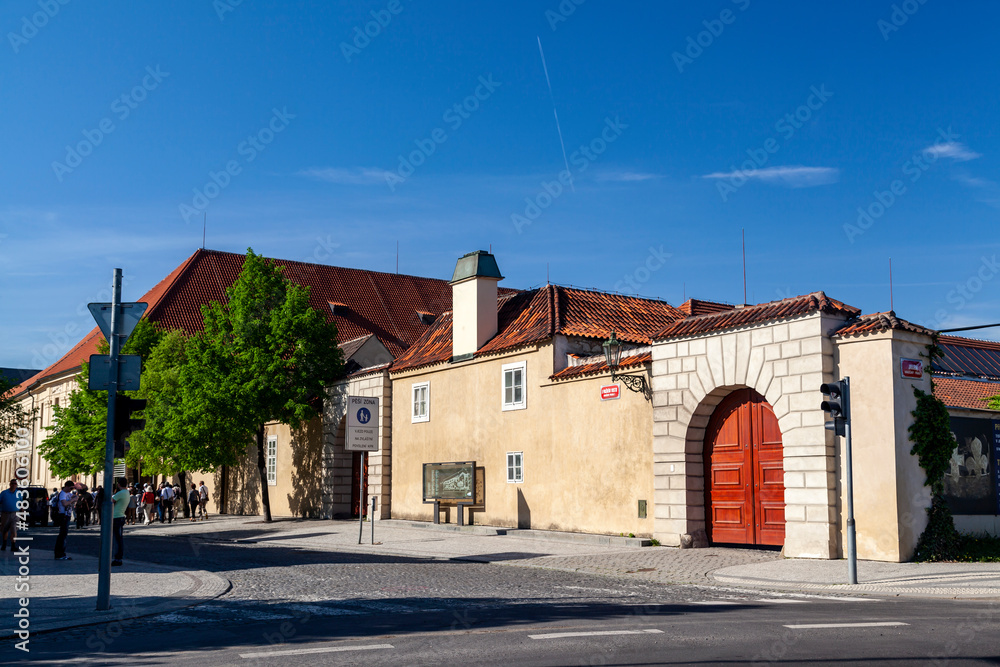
[712,558,1000,598]
[0,541,229,638]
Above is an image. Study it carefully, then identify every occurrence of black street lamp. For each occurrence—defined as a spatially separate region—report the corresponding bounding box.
[602,331,651,401]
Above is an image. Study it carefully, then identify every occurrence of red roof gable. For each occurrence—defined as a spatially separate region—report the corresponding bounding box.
[393,285,683,373]
[13,249,456,396]
[655,291,860,340]
[834,311,935,338]
[678,298,735,317]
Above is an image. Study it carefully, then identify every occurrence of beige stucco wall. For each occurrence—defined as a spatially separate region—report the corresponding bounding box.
[390,341,655,536]
[651,312,851,558]
[834,330,933,561]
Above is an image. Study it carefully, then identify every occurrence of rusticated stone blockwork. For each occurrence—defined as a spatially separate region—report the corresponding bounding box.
[322,371,392,520]
[651,313,850,558]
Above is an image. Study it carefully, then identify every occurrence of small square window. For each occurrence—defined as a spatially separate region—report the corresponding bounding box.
[412,382,429,423]
[506,451,523,483]
[502,361,526,411]
[266,436,277,486]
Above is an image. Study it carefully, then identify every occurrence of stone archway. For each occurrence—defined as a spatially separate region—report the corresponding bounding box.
[651,316,842,558]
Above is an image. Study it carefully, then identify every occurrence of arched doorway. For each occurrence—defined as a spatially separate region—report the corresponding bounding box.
[704,388,784,546]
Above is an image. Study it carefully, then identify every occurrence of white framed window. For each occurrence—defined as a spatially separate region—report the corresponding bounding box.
[266,435,277,486]
[501,361,526,411]
[412,382,429,423]
[507,452,523,483]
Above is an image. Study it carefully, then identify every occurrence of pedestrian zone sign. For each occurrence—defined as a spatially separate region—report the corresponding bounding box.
[346,396,379,452]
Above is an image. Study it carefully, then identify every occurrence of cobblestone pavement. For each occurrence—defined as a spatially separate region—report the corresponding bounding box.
[30,518,858,648]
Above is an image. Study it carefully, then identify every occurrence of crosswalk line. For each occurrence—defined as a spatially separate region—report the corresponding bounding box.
[240,643,394,658]
[530,629,664,640]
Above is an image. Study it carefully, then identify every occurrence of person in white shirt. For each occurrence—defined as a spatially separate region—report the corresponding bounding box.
[198,481,209,520]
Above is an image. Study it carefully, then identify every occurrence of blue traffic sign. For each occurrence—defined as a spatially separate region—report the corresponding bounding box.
[357,407,371,424]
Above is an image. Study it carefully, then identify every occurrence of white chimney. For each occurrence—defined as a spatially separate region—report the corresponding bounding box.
[450,250,503,361]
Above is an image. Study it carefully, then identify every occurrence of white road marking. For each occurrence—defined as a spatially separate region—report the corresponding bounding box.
[240,643,394,658]
[530,629,664,639]
[784,622,909,629]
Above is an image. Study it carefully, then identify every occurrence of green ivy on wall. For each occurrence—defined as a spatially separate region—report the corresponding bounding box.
[908,335,961,561]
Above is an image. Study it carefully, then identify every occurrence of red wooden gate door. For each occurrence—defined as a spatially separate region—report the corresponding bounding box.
[705,389,785,546]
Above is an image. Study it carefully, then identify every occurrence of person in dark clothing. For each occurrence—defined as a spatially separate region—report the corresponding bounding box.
[54,480,75,560]
[75,490,90,529]
[94,486,105,525]
[187,484,200,522]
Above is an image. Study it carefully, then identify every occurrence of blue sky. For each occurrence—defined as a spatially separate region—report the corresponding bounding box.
[2,0,999,370]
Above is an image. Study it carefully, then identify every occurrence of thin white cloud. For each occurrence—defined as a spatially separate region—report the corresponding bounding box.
[595,170,661,183]
[923,142,981,162]
[297,167,390,185]
[702,165,839,188]
[953,173,1000,209]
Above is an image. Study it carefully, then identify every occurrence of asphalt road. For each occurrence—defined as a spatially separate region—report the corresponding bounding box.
[15,523,1000,666]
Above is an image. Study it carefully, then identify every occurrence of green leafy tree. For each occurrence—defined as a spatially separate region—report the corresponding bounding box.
[126,330,249,495]
[0,375,33,451]
[194,249,344,521]
[41,320,163,477]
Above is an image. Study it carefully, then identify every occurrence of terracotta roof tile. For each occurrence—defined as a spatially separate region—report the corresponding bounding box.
[393,285,682,373]
[13,249,456,396]
[655,291,860,340]
[933,377,1000,411]
[678,298,735,317]
[550,352,651,381]
[834,311,935,337]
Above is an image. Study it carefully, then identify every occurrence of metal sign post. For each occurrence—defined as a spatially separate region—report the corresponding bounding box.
[96,270,122,612]
[345,396,379,544]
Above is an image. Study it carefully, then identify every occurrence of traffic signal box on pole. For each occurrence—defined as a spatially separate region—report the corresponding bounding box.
[112,394,146,458]
[820,380,849,436]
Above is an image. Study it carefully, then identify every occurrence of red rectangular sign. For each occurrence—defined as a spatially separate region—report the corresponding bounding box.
[601,384,620,401]
[900,358,923,379]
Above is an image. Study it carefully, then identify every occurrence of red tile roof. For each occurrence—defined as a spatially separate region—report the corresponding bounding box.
[392,285,683,373]
[934,377,1000,412]
[655,291,860,340]
[833,311,935,338]
[678,298,735,317]
[12,249,456,396]
[550,352,651,381]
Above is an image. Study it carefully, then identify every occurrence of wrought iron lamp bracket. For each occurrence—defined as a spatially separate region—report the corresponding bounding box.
[611,369,651,401]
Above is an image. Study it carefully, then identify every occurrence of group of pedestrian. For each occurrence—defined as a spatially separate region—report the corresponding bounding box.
[42,478,211,563]
[136,481,209,525]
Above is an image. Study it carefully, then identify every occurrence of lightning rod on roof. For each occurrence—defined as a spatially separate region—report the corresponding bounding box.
[889,257,894,312]
[742,228,747,305]
[202,212,206,250]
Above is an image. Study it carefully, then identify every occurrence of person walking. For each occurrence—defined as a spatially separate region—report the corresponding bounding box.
[54,480,76,560]
[141,485,155,525]
[125,484,137,525]
[75,489,90,529]
[160,483,175,524]
[187,484,200,522]
[94,486,104,525]
[0,479,21,551]
[111,481,129,566]
[198,481,209,520]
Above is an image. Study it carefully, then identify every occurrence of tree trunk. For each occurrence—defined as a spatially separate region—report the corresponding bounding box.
[256,424,272,522]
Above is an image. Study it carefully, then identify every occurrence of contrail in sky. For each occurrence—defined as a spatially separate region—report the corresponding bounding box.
[536,36,574,192]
